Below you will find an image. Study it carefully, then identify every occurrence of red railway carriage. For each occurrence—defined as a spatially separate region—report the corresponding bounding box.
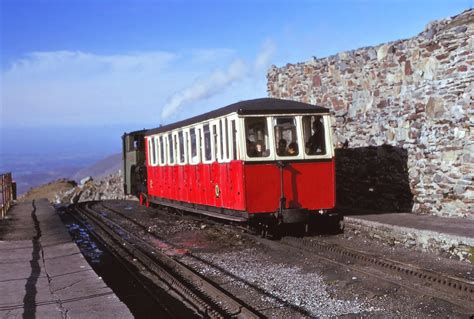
[123,98,335,226]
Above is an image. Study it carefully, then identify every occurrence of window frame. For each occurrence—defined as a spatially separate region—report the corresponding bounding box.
[239,113,333,161]
[166,132,175,165]
[272,116,304,160]
[241,115,274,161]
[188,126,201,165]
[153,135,159,166]
[228,115,239,161]
[172,132,180,165]
[201,123,214,164]
[147,137,152,166]
[301,114,334,159]
[145,111,332,165]
[177,130,187,165]
[211,120,220,163]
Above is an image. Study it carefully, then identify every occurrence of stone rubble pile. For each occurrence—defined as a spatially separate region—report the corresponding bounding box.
[268,9,474,218]
[55,170,136,205]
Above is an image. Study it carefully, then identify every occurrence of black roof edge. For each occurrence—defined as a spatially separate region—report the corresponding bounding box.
[122,129,148,137]
[142,98,329,136]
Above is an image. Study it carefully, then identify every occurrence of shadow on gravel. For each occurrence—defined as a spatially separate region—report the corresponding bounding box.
[271,215,344,239]
[335,145,414,215]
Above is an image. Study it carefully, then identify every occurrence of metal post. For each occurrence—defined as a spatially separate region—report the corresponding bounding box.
[1,174,5,219]
[0,173,13,219]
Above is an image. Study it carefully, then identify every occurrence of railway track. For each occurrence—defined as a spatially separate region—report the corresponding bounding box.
[94,200,474,314]
[70,202,263,319]
[281,237,474,311]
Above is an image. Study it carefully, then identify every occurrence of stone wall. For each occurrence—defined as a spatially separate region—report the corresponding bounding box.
[267,9,473,218]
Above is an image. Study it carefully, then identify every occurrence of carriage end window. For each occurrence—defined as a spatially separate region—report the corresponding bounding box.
[303,115,326,155]
[274,117,299,157]
[245,117,270,158]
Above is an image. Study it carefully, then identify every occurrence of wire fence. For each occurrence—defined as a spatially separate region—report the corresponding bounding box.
[1,173,14,219]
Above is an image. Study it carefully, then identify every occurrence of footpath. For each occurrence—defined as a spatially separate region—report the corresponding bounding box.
[0,199,132,318]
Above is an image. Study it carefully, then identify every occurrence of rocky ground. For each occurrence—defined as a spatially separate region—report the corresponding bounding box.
[52,170,136,204]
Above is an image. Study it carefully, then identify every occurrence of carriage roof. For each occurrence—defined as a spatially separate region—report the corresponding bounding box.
[146,98,329,136]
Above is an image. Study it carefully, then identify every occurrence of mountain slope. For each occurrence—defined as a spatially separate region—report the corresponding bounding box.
[72,153,122,181]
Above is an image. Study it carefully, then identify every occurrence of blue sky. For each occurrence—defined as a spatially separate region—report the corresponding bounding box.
[0,0,471,156]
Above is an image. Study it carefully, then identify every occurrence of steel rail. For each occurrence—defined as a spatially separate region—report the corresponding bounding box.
[64,206,179,317]
[95,202,321,318]
[74,202,262,319]
[281,237,474,311]
[97,200,474,313]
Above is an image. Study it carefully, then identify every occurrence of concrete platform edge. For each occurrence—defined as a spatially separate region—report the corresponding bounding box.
[344,216,474,263]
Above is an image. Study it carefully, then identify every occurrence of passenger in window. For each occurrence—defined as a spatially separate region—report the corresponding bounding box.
[255,143,262,156]
[277,139,287,156]
[287,142,298,156]
[246,139,256,157]
[247,140,268,157]
[306,117,325,154]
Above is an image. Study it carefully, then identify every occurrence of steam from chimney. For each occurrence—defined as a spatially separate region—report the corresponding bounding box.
[161,39,276,120]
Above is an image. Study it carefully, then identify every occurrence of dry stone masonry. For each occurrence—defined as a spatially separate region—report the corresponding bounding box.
[267,9,473,218]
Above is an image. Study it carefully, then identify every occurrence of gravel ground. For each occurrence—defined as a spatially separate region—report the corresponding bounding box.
[97,200,473,318]
[182,248,375,318]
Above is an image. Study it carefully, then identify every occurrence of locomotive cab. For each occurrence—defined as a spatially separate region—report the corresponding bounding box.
[122,130,147,196]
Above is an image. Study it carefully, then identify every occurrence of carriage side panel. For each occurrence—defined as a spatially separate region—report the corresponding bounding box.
[147,161,246,212]
[244,160,335,213]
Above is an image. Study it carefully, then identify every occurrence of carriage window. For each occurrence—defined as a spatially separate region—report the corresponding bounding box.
[231,120,237,160]
[219,121,224,160]
[224,119,229,160]
[303,115,326,155]
[159,136,165,164]
[151,137,157,164]
[190,128,199,164]
[213,124,218,161]
[274,117,299,157]
[245,117,270,158]
[168,133,174,164]
[203,124,212,161]
[178,131,185,163]
[147,138,152,165]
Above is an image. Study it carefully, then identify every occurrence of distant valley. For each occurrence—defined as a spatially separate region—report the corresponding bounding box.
[0,152,122,195]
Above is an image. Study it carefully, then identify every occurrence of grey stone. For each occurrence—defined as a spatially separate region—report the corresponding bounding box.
[80,176,93,185]
[367,48,377,60]
[454,25,468,33]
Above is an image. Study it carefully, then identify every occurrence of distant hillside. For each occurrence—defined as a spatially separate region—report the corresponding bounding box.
[72,153,122,181]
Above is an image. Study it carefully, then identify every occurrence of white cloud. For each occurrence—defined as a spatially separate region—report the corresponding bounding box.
[1,40,276,128]
[2,50,180,127]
